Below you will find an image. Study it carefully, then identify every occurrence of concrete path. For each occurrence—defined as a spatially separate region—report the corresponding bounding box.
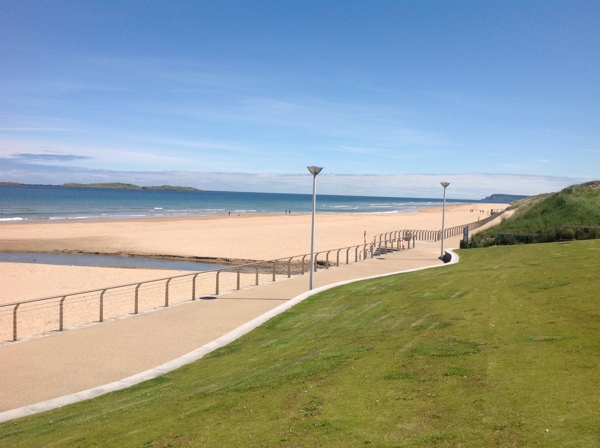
[0,237,462,422]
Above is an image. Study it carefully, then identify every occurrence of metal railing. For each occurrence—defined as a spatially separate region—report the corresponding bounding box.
[1,212,505,343]
[377,211,505,244]
[496,225,600,245]
[1,231,415,343]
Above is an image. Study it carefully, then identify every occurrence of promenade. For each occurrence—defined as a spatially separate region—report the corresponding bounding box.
[0,236,463,422]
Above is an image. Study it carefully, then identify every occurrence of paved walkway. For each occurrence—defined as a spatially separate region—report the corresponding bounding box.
[0,236,462,422]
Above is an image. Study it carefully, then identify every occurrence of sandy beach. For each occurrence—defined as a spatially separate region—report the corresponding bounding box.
[0,203,508,402]
[0,203,503,260]
[0,203,506,307]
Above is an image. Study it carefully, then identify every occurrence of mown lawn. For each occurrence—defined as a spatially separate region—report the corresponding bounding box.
[1,240,599,447]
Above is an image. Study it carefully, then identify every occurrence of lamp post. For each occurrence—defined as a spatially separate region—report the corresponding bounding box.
[440,182,450,259]
[307,166,323,290]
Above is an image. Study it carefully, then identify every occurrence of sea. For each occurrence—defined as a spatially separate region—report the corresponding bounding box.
[0,185,470,222]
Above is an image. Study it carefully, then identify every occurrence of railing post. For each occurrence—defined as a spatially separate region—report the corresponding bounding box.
[301,255,308,275]
[165,279,171,307]
[237,270,241,290]
[13,303,20,342]
[256,267,259,285]
[355,246,359,262]
[99,289,106,322]
[336,249,341,267]
[135,283,141,314]
[59,295,67,331]
[288,258,293,278]
[346,247,351,264]
[192,273,199,300]
[326,251,331,269]
[272,261,277,281]
[216,270,221,295]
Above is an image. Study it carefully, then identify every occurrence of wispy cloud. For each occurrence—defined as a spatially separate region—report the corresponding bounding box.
[10,153,94,162]
[0,128,77,132]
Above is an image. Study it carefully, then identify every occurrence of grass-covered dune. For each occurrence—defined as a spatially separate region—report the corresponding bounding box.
[470,181,600,247]
[1,241,599,447]
[479,181,600,236]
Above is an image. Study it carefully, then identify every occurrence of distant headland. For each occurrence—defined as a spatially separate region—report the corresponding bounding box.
[0,182,202,192]
[480,193,528,203]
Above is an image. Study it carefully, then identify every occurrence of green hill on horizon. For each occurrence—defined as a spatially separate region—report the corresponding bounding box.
[0,182,203,192]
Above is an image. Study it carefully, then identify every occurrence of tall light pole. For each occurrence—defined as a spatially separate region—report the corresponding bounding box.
[307,166,323,290]
[440,182,450,259]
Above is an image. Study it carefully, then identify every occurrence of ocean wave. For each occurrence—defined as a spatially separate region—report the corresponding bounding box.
[326,205,355,209]
[0,217,24,221]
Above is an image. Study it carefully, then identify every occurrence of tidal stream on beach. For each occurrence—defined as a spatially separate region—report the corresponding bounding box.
[0,252,227,271]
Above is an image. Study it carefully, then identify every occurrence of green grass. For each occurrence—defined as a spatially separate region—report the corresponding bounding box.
[471,180,600,246]
[1,241,599,447]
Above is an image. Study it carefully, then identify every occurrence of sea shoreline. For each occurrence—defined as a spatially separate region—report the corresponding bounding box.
[0,185,479,222]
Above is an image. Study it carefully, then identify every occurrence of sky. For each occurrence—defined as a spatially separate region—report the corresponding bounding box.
[1,0,598,200]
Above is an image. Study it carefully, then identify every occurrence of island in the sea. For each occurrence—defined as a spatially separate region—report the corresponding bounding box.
[0,182,202,192]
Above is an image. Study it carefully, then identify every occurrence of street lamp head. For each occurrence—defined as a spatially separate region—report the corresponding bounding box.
[307,166,323,176]
[440,182,450,188]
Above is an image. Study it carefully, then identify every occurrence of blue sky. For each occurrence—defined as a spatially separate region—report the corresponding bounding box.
[1,0,598,199]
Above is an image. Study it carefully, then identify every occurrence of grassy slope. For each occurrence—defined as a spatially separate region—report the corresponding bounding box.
[491,181,599,233]
[1,241,599,447]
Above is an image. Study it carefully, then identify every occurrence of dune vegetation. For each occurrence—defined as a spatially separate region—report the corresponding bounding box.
[470,181,600,247]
